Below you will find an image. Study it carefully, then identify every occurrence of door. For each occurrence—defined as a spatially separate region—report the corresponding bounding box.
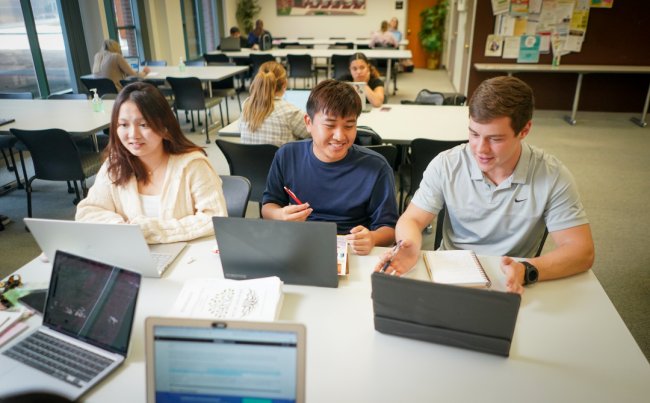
[445,0,459,77]
[406,0,440,68]
[449,0,475,94]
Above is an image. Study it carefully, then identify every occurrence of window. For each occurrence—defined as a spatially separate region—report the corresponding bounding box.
[113,0,139,58]
[181,0,223,61]
[181,0,201,60]
[31,0,72,94]
[0,0,39,96]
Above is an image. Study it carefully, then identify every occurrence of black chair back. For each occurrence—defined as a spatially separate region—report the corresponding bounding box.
[10,128,85,181]
[0,92,34,99]
[279,42,300,49]
[220,175,252,218]
[47,93,88,100]
[141,60,167,66]
[80,77,118,97]
[215,140,279,203]
[331,42,354,49]
[365,145,397,169]
[298,37,314,40]
[332,54,350,79]
[185,60,205,66]
[206,62,237,90]
[250,54,276,77]
[204,53,230,63]
[287,55,313,79]
[167,77,206,111]
[355,126,382,146]
[357,44,371,50]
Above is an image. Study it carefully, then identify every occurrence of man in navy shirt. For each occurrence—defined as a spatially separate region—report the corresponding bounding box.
[262,80,398,255]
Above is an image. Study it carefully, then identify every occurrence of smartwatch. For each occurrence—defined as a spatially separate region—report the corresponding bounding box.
[521,261,539,285]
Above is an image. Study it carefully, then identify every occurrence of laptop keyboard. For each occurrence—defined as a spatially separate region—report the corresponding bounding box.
[3,331,115,387]
[152,253,173,271]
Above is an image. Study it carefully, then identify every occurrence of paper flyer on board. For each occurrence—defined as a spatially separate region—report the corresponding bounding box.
[495,14,516,36]
[485,35,505,57]
[503,36,521,59]
[513,17,528,36]
[525,13,540,34]
[509,0,530,18]
[529,0,543,13]
[492,0,510,15]
[518,35,541,63]
[537,0,558,33]
[555,0,575,35]
[589,0,612,8]
[539,34,551,53]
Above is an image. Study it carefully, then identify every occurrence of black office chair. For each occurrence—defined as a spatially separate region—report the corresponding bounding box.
[205,62,242,123]
[101,93,117,100]
[0,92,33,99]
[398,139,468,213]
[401,90,445,106]
[0,93,33,188]
[250,54,276,78]
[220,175,252,218]
[9,128,103,219]
[332,54,351,79]
[215,140,279,213]
[185,60,205,66]
[279,42,300,49]
[204,53,230,63]
[46,93,88,100]
[287,54,316,89]
[167,77,223,143]
[365,145,398,170]
[141,60,167,66]
[355,126,382,146]
[329,42,354,50]
[80,77,118,98]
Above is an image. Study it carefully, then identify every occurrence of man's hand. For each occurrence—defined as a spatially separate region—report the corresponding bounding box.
[344,226,374,255]
[500,256,526,295]
[280,203,312,221]
[373,239,418,276]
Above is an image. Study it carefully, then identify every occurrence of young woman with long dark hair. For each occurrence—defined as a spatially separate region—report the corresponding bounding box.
[336,53,385,107]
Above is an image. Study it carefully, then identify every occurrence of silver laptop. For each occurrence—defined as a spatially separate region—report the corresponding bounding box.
[24,218,187,278]
[124,56,140,72]
[346,81,373,112]
[282,89,311,112]
[0,251,141,401]
[221,37,241,51]
[145,317,306,403]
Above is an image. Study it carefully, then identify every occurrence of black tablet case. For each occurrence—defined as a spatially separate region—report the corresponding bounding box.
[371,273,521,357]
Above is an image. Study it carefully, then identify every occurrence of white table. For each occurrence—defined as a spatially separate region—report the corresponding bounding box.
[219,105,470,145]
[275,38,409,49]
[6,237,650,402]
[474,63,650,127]
[212,49,412,95]
[145,66,248,84]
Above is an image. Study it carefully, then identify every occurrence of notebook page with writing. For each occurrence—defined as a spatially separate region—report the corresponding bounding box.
[424,250,491,288]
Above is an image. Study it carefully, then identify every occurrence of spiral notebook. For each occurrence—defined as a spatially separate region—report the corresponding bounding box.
[423,250,491,288]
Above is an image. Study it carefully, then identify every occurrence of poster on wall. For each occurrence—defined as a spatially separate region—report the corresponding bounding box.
[590,0,612,8]
[277,0,367,16]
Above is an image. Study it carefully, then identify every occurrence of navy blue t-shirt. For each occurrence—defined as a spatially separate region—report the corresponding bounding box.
[263,140,399,235]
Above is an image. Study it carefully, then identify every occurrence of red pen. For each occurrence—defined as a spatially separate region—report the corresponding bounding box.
[284,187,303,205]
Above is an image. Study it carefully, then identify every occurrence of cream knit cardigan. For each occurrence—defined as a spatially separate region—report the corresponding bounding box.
[76,151,227,244]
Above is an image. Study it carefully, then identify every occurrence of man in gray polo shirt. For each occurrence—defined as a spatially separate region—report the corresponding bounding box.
[375,76,595,294]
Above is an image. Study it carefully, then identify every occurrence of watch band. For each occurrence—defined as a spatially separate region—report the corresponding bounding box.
[522,261,539,285]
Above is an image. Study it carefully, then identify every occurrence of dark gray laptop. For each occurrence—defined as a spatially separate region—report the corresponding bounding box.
[220,37,241,51]
[213,217,339,288]
[0,251,141,400]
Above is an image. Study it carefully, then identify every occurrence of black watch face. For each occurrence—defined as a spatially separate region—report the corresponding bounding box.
[526,264,538,284]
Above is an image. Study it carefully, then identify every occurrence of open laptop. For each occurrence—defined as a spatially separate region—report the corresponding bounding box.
[0,251,141,400]
[371,273,521,356]
[282,89,311,112]
[145,317,306,403]
[221,37,242,52]
[24,218,186,278]
[346,82,373,112]
[213,217,339,288]
[124,56,140,72]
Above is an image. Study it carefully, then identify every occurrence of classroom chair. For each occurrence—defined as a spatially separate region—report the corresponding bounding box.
[220,175,252,218]
[141,60,167,66]
[215,140,279,215]
[401,90,445,105]
[355,126,383,146]
[328,42,354,50]
[0,93,34,189]
[204,62,242,123]
[80,77,118,98]
[329,37,346,40]
[0,135,23,189]
[185,60,206,66]
[365,145,398,169]
[46,93,88,100]
[0,92,33,99]
[279,42,300,49]
[250,54,276,78]
[167,77,224,144]
[331,54,351,79]
[287,54,316,89]
[398,139,468,214]
[203,53,230,63]
[9,128,103,221]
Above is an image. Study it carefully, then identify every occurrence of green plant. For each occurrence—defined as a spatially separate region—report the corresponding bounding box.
[236,0,261,34]
[418,0,449,57]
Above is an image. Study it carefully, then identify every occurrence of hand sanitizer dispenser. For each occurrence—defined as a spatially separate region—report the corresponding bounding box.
[90,89,104,113]
[179,57,186,72]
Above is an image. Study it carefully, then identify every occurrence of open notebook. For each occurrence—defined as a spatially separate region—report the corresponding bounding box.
[423,250,491,288]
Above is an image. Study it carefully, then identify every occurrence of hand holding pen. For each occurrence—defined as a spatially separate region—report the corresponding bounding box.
[281,187,312,221]
[379,240,403,274]
[374,239,418,276]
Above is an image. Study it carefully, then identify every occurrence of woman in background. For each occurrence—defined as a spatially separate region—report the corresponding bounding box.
[92,39,150,91]
[370,20,398,48]
[240,61,310,147]
[248,20,272,48]
[76,82,227,243]
[389,17,402,42]
[337,53,385,107]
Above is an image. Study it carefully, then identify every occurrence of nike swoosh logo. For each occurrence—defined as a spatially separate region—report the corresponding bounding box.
[515,199,527,203]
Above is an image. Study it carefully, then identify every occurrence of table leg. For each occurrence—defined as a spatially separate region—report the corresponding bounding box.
[564,73,583,125]
[630,81,650,128]
[91,133,99,152]
[507,72,513,77]
[386,58,392,97]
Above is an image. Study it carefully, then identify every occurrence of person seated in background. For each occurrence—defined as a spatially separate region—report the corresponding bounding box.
[388,17,402,42]
[369,20,398,49]
[240,61,311,147]
[76,82,228,243]
[218,27,250,49]
[248,19,272,48]
[337,53,385,107]
[375,76,595,294]
[92,39,150,91]
[262,80,398,255]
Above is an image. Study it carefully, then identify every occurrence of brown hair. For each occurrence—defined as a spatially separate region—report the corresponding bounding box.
[469,76,535,135]
[242,61,287,133]
[349,53,380,79]
[307,79,362,120]
[253,19,264,37]
[390,17,398,30]
[380,20,389,32]
[104,82,205,187]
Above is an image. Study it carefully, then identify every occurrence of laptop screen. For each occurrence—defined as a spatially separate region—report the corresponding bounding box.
[153,325,299,403]
[43,251,141,356]
[125,56,140,72]
[282,90,311,113]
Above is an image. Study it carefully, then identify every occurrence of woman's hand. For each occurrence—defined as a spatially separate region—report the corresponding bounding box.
[143,66,151,74]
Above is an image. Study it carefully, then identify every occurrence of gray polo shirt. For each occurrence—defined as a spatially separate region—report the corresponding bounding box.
[411,142,588,258]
